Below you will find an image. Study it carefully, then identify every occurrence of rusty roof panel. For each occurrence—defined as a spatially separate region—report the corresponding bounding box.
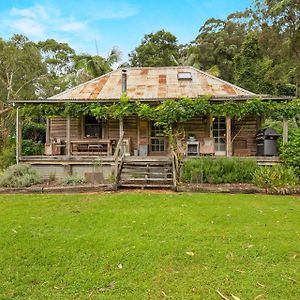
[49,66,255,100]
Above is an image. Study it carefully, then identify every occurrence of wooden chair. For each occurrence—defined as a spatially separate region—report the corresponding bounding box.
[200,138,215,155]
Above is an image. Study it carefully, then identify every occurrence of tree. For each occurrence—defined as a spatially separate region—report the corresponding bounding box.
[0,34,45,102]
[233,32,274,94]
[129,30,180,67]
[267,0,300,96]
[184,11,253,81]
[37,39,76,98]
[74,47,121,83]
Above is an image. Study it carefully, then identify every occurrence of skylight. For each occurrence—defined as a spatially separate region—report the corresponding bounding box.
[177,72,192,80]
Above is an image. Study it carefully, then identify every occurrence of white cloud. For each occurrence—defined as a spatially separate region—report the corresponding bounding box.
[1,2,138,57]
[11,18,45,37]
[58,21,87,32]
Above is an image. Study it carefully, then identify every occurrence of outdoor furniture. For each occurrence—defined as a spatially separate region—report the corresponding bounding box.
[45,138,64,155]
[186,141,200,156]
[200,138,215,155]
[70,139,112,156]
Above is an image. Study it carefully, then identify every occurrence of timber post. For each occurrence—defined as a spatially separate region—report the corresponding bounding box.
[66,115,71,156]
[283,118,288,144]
[16,107,22,164]
[46,118,50,144]
[226,116,232,157]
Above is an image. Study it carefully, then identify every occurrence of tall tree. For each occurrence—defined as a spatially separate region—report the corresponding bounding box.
[129,30,180,67]
[184,11,253,81]
[37,39,76,98]
[0,34,45,102]
[233,32,274,94]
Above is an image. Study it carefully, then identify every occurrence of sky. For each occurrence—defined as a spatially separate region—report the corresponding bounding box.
[0,0,252,62]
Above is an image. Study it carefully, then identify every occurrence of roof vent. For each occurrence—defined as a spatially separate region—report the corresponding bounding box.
[177,72,192,80]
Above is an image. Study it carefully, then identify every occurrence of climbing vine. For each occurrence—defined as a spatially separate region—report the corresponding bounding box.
[19,96,300,127]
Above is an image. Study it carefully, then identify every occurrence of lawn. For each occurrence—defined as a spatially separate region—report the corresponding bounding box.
[0,192,299,299]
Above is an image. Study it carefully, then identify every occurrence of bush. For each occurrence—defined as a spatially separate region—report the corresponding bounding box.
[280,128,300,177]
[61,176,86,185]
[0,144,16,170]
[253,165,299,193]
[181,157,258,184]
[22,139,44,156]
[0,163,42,188]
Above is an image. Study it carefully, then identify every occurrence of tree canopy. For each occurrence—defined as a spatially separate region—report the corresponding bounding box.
[129,30,180,67]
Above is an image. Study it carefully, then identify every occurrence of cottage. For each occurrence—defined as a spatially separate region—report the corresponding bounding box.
[13,66,292,188]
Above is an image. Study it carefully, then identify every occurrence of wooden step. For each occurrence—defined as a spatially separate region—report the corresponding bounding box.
[118,183,173,189]
[120,178,173,182]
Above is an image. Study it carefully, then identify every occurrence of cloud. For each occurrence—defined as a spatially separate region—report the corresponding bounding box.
[1,2,138,57]
[58,21,87,32]
[11,18,45,37]
[10,5,50,19]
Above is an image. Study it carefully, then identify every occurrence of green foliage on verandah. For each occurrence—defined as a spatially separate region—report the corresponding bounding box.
[181,157,258,184]
[280,128,300,176]
[19,97,300,127]
[0,163,42,188]
[1,193,300,299]
[253,165,299,193]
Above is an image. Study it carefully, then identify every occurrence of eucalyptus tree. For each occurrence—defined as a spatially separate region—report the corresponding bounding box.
[129,30,180,67]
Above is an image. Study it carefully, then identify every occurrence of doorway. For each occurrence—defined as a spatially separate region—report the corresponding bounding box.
[149,123,168,155]
[212,116,226,156]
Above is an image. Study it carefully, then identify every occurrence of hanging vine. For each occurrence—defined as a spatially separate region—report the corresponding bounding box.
[19,97,300,126]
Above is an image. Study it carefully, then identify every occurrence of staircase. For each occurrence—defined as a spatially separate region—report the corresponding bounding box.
[118,156,174,189]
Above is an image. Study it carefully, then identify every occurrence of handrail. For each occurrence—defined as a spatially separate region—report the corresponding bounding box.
[113,131,125,160]
[114,131,125,186]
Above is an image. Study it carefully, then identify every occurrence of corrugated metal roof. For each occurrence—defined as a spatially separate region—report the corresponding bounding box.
[49,66,255,100]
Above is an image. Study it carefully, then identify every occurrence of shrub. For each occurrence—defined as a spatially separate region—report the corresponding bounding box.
[0,144,16,170]
[61,176,86,185]
[253,165,299,193]
[0,163,42,188]
[181,157,258,184]
[22,139,44,156]
[280,128,300,177]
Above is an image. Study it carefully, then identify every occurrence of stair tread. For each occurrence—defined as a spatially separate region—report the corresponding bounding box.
[118,184,173,188]
[121,177,173,181]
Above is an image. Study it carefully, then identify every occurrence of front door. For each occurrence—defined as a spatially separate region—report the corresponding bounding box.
[149,123,168,155]
[212,116,226,156]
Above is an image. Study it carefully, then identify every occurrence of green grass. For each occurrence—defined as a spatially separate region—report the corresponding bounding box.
[0,192,299,299]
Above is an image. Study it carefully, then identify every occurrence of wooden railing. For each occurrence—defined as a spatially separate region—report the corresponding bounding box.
[114,131,125,186]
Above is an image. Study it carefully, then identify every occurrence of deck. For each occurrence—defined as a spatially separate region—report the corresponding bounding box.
[21,155,280,166]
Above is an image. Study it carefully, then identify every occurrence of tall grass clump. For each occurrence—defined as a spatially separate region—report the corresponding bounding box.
[0,163,42,188]
[181,157,258,184]
[253,165,299,193]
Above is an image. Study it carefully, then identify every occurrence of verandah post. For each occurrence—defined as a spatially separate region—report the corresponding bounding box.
[66,115,71,156]
[226,116,232,157]
[46,118,50,144]
[16,106,22,164]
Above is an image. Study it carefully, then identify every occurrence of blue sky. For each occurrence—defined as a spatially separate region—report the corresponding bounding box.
[0,0,252,62]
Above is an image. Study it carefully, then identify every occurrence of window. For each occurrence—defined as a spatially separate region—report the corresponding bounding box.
[84,115,102,138]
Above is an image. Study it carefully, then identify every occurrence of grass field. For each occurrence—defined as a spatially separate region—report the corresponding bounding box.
[0,192,299,299]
